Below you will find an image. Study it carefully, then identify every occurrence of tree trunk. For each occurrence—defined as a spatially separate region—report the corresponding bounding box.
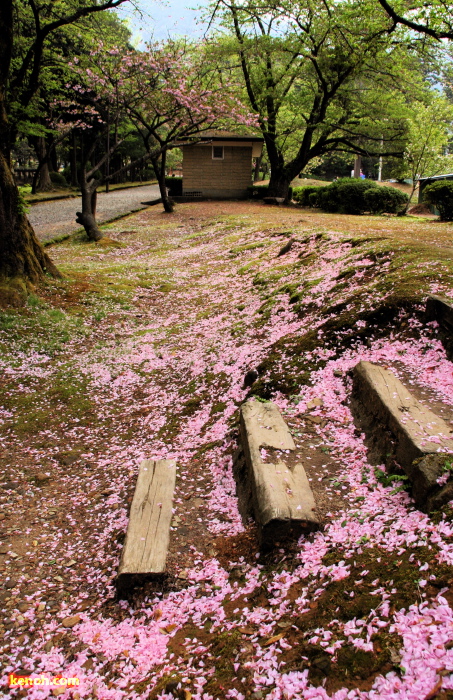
[253,156,262,182]
[267,170,291,200]
[49,136,58,173]
[152,152,174,213]
[70,132,78,187]
[33,137,54,192]
[76,178,103,241]
[0,149,60,282]
[0,0,59,285]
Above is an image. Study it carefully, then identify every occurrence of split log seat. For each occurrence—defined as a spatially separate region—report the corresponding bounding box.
[426,295,453,359]
[239,400,319,547]
[351,361,453,512]
[117,458,176,590]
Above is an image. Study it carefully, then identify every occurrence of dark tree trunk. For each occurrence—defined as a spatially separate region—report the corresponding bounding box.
[0,1,59,283]
[253,156,262,183]
[76,177,103,241]
[49,137,58,173]
[70,132,78,187]
[0,150,60,282]
[32,137,54,192]
[152,152,174,213]
[267,170,292,200]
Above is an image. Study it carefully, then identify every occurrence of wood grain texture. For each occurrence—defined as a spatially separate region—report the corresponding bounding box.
[117,459,176,585]
[240,401,318,546]
[426,295,453,331]
[352,361,453,468]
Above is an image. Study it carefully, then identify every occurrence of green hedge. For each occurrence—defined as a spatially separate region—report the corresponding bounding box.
[423,180,453,221]
[292,186,324,207]
[165,176,183,196]
[50,171,68,187]
[294,178,408,215]
[363,186,408,214]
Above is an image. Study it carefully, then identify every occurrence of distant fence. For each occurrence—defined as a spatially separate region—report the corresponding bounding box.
[14,168,37,184]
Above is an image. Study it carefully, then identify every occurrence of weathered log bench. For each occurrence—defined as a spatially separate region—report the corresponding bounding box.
[351,361,453,512]
[237,400,319,547]
[426,295,453,359]
[426,295,453,331]
[117,458,177,591]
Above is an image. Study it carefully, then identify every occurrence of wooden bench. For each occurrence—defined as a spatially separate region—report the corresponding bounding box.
[351,361,453,511]
[239,400,319,547]
[117,459,177,590]
[426,295,453,332]
[426,295,453,359]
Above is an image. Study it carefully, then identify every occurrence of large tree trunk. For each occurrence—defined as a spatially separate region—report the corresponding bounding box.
[0,150,60,282]
[253,155,262,182]
[70,132,79,187]
[267,169,292,200]
[32,137,54,193]
[152,152,174,213]
[0,1,59,284]
[76,178,103,241]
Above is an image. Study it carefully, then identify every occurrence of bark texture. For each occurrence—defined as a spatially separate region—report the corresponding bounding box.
[76,179,103,241]
[0,150,59,281]
[0,0,59,282]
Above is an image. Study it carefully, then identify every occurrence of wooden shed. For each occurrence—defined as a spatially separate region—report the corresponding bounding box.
[419,173,453,202]
[181,130,264,199]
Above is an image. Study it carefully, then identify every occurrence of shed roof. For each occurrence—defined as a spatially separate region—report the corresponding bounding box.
[184,130,263,143]
[419,173,453,182]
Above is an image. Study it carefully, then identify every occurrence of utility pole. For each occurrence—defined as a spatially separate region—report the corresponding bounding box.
[378,136,383,181]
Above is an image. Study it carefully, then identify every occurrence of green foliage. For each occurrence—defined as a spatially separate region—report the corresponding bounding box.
[292,185,325,207]
[306,179,408,215]
[374,467,409,494]
[49,171,68,187]
[165,176,183,196]
[442,458,453,473]
[363,186,408,214]
[16,189,30,217]
[423,180,453,221]
[209,0,430,195]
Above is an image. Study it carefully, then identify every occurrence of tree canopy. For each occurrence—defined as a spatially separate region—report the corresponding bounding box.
[206,0,444,197]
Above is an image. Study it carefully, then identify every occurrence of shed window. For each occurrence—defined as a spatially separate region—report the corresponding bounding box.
[212,146,224,160]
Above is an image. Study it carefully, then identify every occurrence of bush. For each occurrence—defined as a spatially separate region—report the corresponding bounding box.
[49,171,68,187]
[165,176,183,196]
[318,179,375,214]
[423,180,453,221]
[292,186,324,207]
[299,178,408,215]
[363,186,408,214]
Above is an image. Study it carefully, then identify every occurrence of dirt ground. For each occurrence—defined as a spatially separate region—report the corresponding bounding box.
[1,200,453,699]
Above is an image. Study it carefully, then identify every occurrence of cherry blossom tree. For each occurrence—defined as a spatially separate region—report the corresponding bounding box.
[74,40,257,217]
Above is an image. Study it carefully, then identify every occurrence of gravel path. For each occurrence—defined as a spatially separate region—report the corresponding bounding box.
[29,184,161,242]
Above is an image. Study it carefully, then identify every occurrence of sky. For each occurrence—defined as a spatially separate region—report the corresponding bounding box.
[118,0,211,43]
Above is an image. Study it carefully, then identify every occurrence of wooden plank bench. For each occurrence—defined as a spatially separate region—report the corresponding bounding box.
[117,459,177,591]
[426,295,453,359]
[239,400,319,547]
[351,361,453,512]
[426,295,453,331]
